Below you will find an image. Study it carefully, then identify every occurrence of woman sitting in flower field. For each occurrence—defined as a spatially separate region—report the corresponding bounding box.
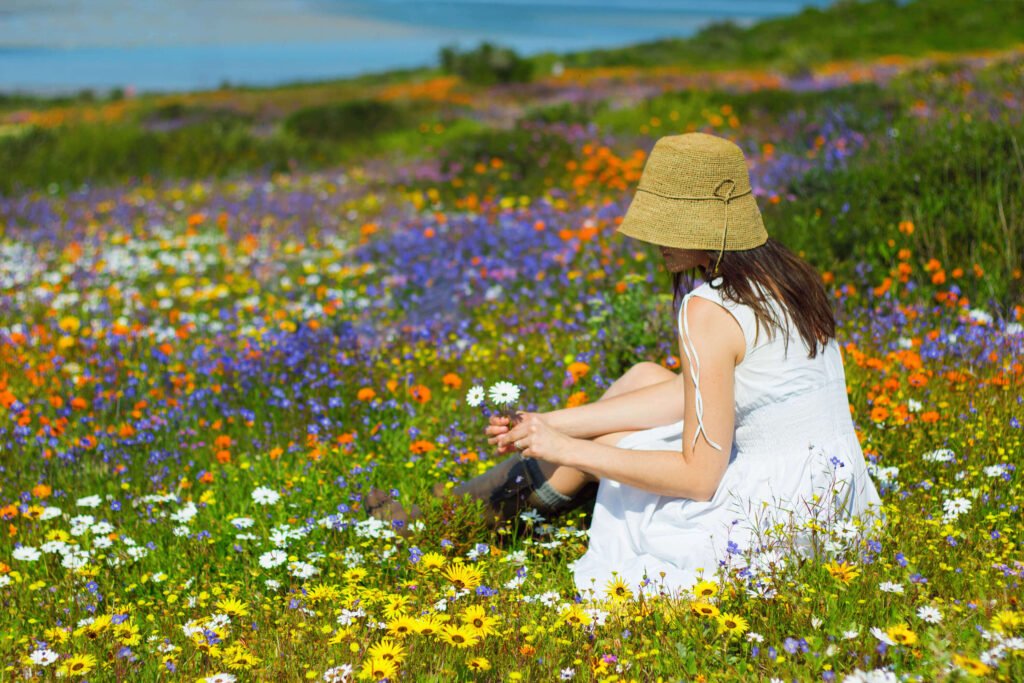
[372,132,883,598]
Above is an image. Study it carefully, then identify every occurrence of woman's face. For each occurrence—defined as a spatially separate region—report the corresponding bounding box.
[658,245,710,273]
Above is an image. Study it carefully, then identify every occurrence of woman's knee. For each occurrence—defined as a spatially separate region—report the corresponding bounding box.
[604,361,676,399]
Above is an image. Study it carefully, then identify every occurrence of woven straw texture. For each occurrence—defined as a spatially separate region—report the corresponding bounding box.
[616,132,768,251]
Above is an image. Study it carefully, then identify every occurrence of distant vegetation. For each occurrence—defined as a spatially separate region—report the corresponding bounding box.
[438,41,534,85]
[537,0,1024,75]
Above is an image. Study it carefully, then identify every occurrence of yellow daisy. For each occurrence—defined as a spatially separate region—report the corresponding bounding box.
[439,624,481,648]
[343,567,369,584]
[443,563,483,591]
[367,637,406,663]
[382,595,412,620]
[305,583,342,603]
[74,614,112,639]
[460,605,500,637]
[468,656,491,671]
[824,561,860,585]
[604,575,634,602]
[561,604,593,628]
[952,653,991,677]
[690,580,719,599]
[413,615,448,636]
[214,597,249,617]
[387,616,419,638]
[420,552,447,572]
[716,612,749,638]
[990,610,1022,634]
[691,601,720,618]
[60,654,98,677]
[358,655,398,681]
[886,623,918,646]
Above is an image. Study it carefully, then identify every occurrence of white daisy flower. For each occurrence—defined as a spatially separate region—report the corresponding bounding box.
[745,631,764,643]
[466,385,485,407]
[230,517,255,529]
[76,494,103,508]
[878,581,904,594]
[12,546,41,562]
[984,464,1009,478]
[252,486,281,505]
[907,399,922,413]
[968,308,993,325]
[917,605,942,624]
[870,626,896,645]
[487,380,520,406]
[40,507,62,520]
[842,668,898,683]
[259,549,288,568]
[942,497,972,518]
[289,561,319,579]
[922,448,956,463]
[29,648,59,666]
[205,672,237,683]
[519,509,545,524]
[323,664,354,682]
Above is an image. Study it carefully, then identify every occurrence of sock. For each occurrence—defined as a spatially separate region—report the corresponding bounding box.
[522,457,573,509]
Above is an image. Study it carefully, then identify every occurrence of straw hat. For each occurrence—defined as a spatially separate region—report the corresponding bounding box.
[616,132,768,271]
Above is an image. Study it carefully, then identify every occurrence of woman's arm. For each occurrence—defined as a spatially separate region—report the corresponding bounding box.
[499,296,743,500]
[542,374,686,439]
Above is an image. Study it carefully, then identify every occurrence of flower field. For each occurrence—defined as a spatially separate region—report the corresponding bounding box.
[1,38,1024,683]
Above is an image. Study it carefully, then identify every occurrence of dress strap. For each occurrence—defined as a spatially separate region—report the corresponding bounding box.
[679,290,724,452]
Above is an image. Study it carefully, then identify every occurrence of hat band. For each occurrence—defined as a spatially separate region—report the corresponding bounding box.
[636,178,752,272]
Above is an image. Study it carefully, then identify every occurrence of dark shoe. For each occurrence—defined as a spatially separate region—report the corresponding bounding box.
[447,453,598,528]
[366,453,599,533]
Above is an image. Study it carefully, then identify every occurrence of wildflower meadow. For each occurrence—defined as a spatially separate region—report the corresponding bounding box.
[1,4,1024,682]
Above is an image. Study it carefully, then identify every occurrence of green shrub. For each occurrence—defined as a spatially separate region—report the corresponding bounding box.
[282,99,411,141]
[413,121,574,201]
[439,41,533,85]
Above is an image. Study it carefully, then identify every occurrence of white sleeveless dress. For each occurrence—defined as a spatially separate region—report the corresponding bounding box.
[570,279,883,598]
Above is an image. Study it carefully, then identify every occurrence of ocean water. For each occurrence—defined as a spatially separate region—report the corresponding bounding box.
[0,0,835,95]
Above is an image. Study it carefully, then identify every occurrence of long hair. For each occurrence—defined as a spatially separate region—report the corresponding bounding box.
[670,238,835,358]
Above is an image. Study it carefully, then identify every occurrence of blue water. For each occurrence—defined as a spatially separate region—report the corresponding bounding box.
[0,1,835,95]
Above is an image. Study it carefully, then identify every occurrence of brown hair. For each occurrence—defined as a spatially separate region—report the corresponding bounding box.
[670,238,835,358]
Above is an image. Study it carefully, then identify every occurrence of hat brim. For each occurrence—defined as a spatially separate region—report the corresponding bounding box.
[616,189,768,251]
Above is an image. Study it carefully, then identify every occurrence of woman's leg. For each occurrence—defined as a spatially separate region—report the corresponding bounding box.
[368,362,680,530]
[539,362,680,496]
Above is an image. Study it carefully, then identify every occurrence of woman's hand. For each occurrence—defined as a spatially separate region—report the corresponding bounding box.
[485,414,520,456]
[496,412,578,467]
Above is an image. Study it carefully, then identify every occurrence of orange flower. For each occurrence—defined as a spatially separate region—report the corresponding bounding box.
[870,406,890,423]
[920,411,940,423]
[357,388,377,402]
[269,447,283,460]
[908,373,929,387]
[409,385,432,404]
[215,450,231,464]
[566,362,591,382]
[199,471,215,484]
[442,373,463,389]
[898,220,915,235]
[32,484,52,499]
[214,434,232,449]
[0,505,18,520]
[566,391,589,408]
[410,440,436,454]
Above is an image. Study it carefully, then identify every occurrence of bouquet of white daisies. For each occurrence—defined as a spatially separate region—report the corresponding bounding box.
[466,380,523,426]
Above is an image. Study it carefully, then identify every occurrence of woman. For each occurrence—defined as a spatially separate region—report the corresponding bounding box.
[372,132,882,598]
